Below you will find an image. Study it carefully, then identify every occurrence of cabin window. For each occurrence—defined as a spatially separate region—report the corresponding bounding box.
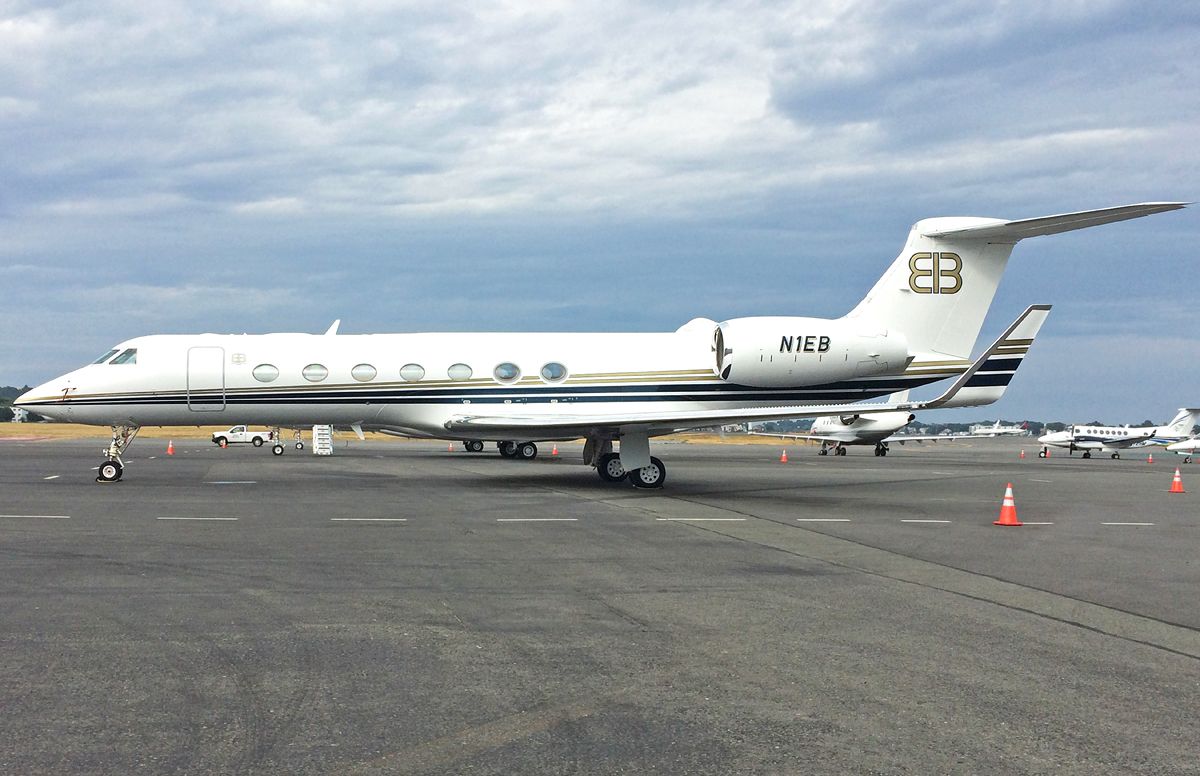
[302,363,329,382]
[92,349,119,364]
[540,362,568,382]
[493,362,520,383]
[252,364,279,382]
[351,364,377,382]
[399,363,425,382]
[110,348,138,365]
[447,363,473,381]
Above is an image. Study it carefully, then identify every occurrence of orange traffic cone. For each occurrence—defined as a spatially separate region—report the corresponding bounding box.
[220,438,227,448]
[1019,449,1025,459]
[551,444,558,456]
[167,440,175,456]
[1148,453,1155,464]
[448,443,454,452]
[779,450,788,463]
[993,482,1022,526]
[1169,467,1186,494]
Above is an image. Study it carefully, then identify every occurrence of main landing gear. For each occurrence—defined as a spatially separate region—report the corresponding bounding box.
[96,425,140,483]
[497,440,539,460]
[596,452,667,488]
[873,442,889,457]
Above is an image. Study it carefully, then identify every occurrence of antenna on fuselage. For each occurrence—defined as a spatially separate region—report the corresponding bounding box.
[324,319,341,336]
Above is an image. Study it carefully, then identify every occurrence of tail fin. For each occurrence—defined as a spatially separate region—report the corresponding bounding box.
[1162,408,1200,437]
[844,203,1185,360]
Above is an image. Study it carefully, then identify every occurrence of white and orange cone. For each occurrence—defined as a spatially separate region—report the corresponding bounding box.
[993,482,1022,526]
[167,440,175,456]
[1019,449,1025,459]
[1169,467,1186,494]
[551,444,558,456]
[779,449,788,463]
[1148,453,1155,464]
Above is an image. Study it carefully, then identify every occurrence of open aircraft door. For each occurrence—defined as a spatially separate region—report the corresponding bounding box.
[187,346,226,412]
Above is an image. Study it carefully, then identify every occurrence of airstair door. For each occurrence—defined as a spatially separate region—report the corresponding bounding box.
[187,347,226,412]
[312,425,334,455]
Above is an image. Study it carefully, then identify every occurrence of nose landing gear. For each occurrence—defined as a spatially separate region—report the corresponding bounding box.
[96,425,139,482]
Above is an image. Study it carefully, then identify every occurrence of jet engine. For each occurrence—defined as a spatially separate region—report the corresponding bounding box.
[713,316,910,388]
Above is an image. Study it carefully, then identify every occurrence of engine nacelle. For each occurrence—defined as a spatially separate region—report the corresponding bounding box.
[713,316,910,388]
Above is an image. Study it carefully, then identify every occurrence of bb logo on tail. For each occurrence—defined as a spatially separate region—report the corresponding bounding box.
[908,252,962,294]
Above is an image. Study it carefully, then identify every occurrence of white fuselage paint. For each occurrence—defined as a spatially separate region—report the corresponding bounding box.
[21,324,937,440]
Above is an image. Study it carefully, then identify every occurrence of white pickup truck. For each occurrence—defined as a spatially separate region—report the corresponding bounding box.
[212,426,276,447]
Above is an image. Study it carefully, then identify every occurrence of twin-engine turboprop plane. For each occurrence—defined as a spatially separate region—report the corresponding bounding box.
[16,202,1185,486]
[1037,408,1200,459]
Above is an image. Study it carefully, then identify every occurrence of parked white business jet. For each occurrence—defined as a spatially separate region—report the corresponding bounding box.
[16,202,1185,486]
[1165,437,1200,463]
[976,420,1030,437]
[752,393,1026,457]
[1036,408,1200,459]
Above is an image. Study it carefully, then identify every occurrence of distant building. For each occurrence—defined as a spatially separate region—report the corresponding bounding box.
[9,407,29,422]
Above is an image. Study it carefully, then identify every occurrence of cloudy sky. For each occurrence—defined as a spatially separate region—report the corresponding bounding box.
[2,0,1197,422]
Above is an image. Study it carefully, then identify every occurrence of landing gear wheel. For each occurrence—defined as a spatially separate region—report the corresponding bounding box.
[465,440,485,453]
[516,442,538,460]
[296,442,304,450]
[1038,450,1046,458]
[818,448,828,456]
[628,456,667,489]
[597,452,626,483]
[97,460,122,482]
[252,437,264,447]
[499,441,518,458]
[1185,457,1193,464]
[272,444,284,456]
[1082,451,1091,459]
[836,447,847,456]
[1111,452,1120,460]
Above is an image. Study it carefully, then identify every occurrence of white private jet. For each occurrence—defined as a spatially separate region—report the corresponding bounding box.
[1165,437,1200,464]
[16,202,1185,486]
[1036,408,1200,459]
[975,420,1030,437]
[751,393,1027,457]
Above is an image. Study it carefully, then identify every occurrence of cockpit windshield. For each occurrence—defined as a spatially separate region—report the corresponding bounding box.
[92,348,120,364]
[110,348,138,365]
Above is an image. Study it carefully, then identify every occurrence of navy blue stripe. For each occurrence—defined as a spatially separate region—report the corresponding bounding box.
[979,357,1023,371]
[965,373,1014,387]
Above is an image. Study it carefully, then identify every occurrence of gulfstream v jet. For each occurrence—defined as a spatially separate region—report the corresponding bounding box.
[17,202,1185,486]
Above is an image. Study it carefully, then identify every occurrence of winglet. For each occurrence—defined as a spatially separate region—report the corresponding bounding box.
[919,304,1051,410]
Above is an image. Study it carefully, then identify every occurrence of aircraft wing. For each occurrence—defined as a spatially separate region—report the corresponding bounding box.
[885,432,1001,444]
[751,431,852,443]
[443,304,1050,437]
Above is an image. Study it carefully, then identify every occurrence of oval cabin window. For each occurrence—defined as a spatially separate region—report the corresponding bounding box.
[351,364,377,382]
[447,363,473,381]
[493,362,520,383]
[252,364,279,383]
[302,363,329,382]
[540,362,567,382]
[399,363,425,382]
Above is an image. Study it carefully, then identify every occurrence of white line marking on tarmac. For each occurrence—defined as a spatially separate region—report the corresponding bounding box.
[90,466,99,470]
[331,518,407,522]
[205,481,257,485]
[796,518,850,522]
[496,518,577,522]
[0,514,70,519]
[1102,522,1154,526]
[656,518,746,522]
[1022,522,1055,525]
[1030,479,1052,483]
[43,475,59,480]
[156,517,239,521]
[901,519,951,523]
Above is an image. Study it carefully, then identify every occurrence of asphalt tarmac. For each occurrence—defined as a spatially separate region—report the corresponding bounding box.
[1,435,1198,775]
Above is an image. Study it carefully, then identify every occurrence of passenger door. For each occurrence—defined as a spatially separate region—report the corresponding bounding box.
[187,347,226,412]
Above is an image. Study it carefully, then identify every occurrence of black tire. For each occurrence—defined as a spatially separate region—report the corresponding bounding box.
[517,442,538,460]
[465,440,485,453]
[252,437,264,447]
[597,452,626,483]
[1082,451,1091,459]
[818,448,827,456]
[213,436,227,447]
[97,460,122,482]
[836,447,847,456]
[628,456,667,489]
[1038,450,1046,458]
[296,442,304,450]
[1112,453,1120,459]
[272,444,284,456]
[499,441,518,458]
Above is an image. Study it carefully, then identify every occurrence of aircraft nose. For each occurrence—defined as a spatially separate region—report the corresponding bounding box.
[15,378,74,420]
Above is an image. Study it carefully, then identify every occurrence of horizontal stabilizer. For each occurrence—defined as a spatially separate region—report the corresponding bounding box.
[921,202,1187,242]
